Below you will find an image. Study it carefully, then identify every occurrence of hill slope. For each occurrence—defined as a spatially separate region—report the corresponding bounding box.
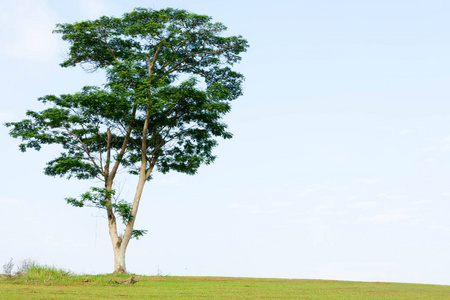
[2,273,450,299]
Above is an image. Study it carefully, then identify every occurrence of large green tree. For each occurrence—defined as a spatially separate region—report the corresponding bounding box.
[6,7,248,273]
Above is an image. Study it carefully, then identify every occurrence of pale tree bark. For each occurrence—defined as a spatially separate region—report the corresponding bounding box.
[113,243,127,273]
[122,163,151,252]
[106,178,125,273]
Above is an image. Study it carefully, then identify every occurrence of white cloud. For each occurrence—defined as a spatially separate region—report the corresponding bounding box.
[358,178,379,185]
[297,182,350,199]
[429,224,450,233]
[422,146,436,152]
[353,201,378,208]
[228,201,281,215]
[366,212,410,224]
[430,136,450,152]
[310,203,347,216]
[80,0,109,19]
[228,202,246,209]
[297,188,317,198]
[399,129,414,135]
[270,200,293,208]
[0,196,21,208]
[379,125,394,131]
[423,158,435,164]
[379,125,414,135]
[0,0,59,62]
[423,136,450,153]
[378,191,409,201]
[413,199,431,205]
[228,201,260,213]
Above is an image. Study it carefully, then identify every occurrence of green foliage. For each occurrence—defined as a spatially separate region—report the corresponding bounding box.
[6,7,248,180]
[131,229,148,240]
[114,200,133,224]
[65,187,110,209]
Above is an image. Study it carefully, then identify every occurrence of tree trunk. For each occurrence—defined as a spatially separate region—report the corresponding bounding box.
[105,175,128,273]
[113,244,127,273]
[108,213,128,273]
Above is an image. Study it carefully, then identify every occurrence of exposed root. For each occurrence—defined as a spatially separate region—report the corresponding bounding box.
[110,276,138,285]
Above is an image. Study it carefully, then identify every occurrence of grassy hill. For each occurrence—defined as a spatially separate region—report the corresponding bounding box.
[1,264,449,299]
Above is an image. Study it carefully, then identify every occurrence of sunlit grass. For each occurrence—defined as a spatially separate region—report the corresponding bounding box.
[18,262,73,283]
[1,263,449,299]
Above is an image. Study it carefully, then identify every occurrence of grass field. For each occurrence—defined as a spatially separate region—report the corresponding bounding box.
[1,264,449,299]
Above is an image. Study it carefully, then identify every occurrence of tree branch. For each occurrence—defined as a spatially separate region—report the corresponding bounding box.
[63,125,103,174]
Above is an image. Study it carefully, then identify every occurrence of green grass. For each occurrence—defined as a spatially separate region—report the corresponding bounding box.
[1,265,449,299]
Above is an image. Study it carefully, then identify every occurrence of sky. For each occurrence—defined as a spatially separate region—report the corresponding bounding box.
[1,0,450,286]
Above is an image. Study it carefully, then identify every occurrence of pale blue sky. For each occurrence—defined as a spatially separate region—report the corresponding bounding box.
[1,0,450,285]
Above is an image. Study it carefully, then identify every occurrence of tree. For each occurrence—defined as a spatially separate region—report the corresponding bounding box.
[5,7,248,273]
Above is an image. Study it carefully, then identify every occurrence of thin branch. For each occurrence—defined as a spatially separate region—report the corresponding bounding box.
[63,125,103,174]
[105,128,112,177]
[147,43,163,78]
[97,126,104,171]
